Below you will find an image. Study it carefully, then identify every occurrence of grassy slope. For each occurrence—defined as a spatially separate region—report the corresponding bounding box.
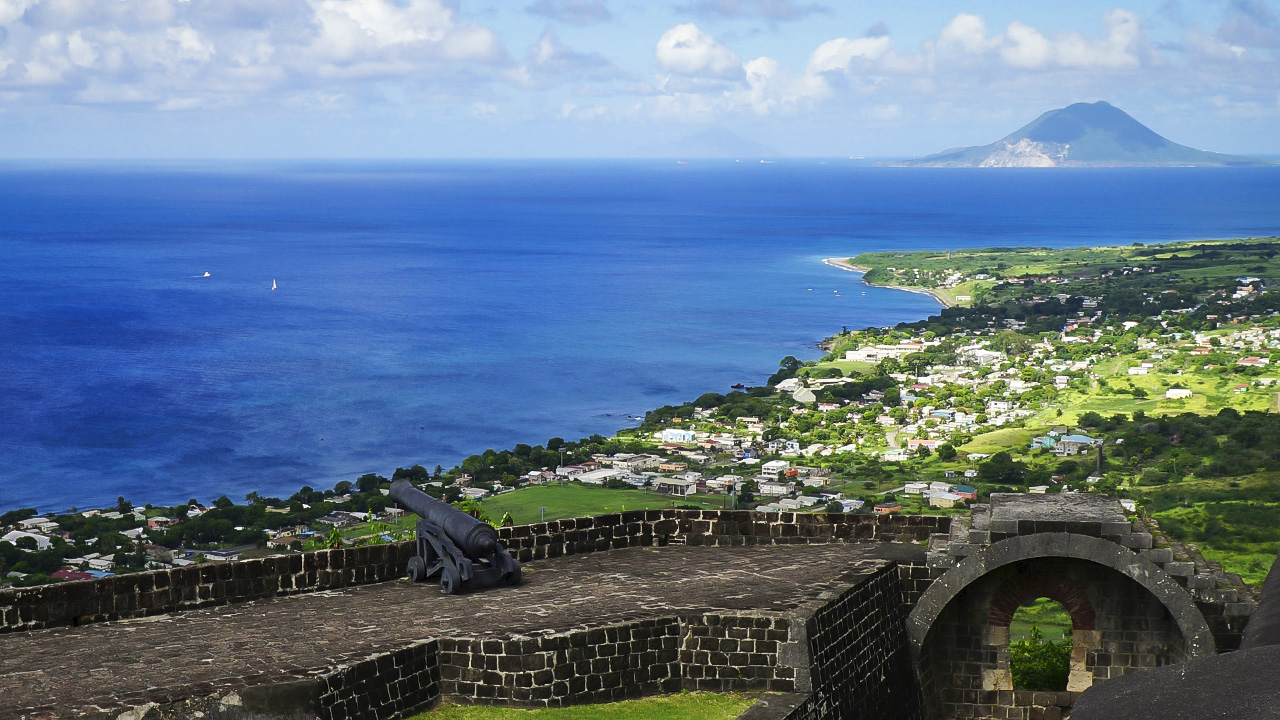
[412,694,757,720]
[478,484,730,525]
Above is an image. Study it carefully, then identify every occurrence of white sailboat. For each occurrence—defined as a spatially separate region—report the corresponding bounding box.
[271,278,277,291]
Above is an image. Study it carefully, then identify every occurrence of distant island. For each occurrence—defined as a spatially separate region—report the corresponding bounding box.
[900,101,1268,167]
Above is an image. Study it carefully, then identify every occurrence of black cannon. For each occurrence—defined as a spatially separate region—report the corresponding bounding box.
[389,479,521,594]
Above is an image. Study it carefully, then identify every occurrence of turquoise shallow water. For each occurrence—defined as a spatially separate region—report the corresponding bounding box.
[1,161,1277,511]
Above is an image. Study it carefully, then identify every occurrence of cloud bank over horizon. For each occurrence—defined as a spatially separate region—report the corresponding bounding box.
[0,0,1275,157]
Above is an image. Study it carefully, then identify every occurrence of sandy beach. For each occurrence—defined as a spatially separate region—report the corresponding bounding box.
[821,257,952,308]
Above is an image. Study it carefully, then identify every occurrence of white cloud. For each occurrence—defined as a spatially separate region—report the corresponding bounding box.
[0,0,513,108]
[938,13,993,55]
[0,0,35,26]
[65,29,96,67]
[806,35,891,75]
[1053,9,1143,69]
[1000,21,1052,68]
[655,23,741,79]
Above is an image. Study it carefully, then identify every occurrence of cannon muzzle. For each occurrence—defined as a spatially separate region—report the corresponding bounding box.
[389,479,500,558]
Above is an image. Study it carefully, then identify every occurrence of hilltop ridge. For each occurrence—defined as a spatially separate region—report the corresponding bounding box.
[902,101,1265,167]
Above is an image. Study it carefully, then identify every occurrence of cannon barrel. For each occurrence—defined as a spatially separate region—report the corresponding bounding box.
[389,479,498,557]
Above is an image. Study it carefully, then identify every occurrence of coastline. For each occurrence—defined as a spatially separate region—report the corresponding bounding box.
[821,257,952,308]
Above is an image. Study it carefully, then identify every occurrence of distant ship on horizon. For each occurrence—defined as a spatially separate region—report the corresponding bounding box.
[271,278,277,291]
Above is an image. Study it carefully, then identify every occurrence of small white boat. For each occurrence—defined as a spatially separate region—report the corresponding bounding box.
[271,278,277,291]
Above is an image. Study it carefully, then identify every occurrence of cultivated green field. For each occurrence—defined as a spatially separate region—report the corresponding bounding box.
[478,484,730,525]
[411,693,756,720]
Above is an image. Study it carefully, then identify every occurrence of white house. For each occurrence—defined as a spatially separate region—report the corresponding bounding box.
[904,482,928,495]
[577,468,626,485]
[1165,388,1194,399]
[761,460,791,475]
[757,481,794,497]
[1,530,52,550]
[660,428,697,444]
[653,478,697,496]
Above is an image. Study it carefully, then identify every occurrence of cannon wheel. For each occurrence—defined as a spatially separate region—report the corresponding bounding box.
[440,565,462,594]
[407,556,426,582]
[505,565,521,586]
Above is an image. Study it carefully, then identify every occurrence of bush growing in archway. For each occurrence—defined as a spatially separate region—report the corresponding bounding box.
[1010,626,1071,691]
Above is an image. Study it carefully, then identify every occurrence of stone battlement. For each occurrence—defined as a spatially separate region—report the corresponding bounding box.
[0,509,947,635]
[1,542,925,720]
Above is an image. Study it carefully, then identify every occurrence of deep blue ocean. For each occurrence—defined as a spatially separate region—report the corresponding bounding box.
[1,162,1278,512]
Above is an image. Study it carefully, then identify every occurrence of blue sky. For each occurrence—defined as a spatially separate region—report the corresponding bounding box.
[0,0,1276,157]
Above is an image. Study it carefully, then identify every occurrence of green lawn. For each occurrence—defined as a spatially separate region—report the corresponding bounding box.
[479,484,730,525]
[411,693,757,720]
[1010,598,1073,642]
[960,427,1036,455]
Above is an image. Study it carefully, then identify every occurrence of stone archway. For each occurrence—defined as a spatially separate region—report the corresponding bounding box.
[908,532,1216,658]
[909,533,1217,720]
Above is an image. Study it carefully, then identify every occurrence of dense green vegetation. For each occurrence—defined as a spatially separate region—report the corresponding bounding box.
[1010,626,1072,692]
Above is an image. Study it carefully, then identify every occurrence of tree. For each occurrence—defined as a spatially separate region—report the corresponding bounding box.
[116,496,133,513]
[212,495,233,509]
[936,444,957,461]
[14,536,37,551]
[333,480,353,495]
[825,500,844,513]
[356,473,387,494]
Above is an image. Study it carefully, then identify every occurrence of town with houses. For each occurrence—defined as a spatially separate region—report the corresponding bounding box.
[5,239,1280,590]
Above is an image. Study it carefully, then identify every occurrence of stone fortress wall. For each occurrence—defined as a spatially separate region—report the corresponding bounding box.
[1,502,1257,720]
[0,509,946,635]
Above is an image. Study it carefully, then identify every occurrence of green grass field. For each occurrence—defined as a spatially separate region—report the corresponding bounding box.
[1010,598,1073,642]
[479,484,730,525]
[960,427,1036,455]
[411,693,756,720]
